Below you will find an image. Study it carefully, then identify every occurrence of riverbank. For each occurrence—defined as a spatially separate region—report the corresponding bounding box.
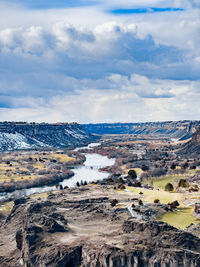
[0,149,86,194]
[0,144,115,203]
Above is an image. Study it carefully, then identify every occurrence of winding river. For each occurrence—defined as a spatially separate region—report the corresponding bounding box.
[0,143,115,202]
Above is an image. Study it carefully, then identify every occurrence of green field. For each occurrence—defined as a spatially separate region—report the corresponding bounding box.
[120,186,200,230]
[157,207,200,229]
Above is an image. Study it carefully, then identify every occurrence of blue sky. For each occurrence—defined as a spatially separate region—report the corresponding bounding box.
[110,7,184,14]
[0,0,199,122]
[6,0,96,9]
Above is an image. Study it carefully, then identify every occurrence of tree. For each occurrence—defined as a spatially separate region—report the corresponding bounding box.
[138,200,143,206]
[141,165,149,171]
[128,169,137,179]
[178,179,189,188]
[170,163,176,170]
[165,183,174,192]
[181,162,189,169]
[110,199,118,207]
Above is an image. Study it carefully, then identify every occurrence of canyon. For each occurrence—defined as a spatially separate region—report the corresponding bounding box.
[0,185,199,267]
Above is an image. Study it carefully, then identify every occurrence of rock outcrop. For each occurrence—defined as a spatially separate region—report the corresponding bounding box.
[0,186,200,267]
[83,120,200,140]
[178,127,200,157]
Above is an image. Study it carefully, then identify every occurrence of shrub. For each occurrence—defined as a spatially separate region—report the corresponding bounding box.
[190,165,196,170]
[168,200,179,209]
[181,162,189,169]
[141,165,149,171]
[110,199,118,207]
[154,199,160,204]
[165,183,174,192]
[170,163,176,170]
[178,179,189,188]
[128,169,137,179]
[150,167,168,177]
[138,200,143,206]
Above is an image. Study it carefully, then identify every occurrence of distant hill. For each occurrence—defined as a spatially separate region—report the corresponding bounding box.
[83,120,200,140]
[178,127,200,157]
[0,122,96,151]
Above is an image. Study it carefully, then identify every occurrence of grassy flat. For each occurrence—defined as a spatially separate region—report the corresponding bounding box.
[118,186,199,229]
[0,201,14,212]
[51,153,75,162]
[147,175,184,190]
[157,207,200,230]
[125,186,184,204]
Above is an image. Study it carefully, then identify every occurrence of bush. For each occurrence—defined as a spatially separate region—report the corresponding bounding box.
[154,199,160,204]
[138,200,143,206]
[128,169,137,179]
[168,200,179,209]
[149,167,168,177]
[165,183,174,192]
[118,184,125,190]
[178,179,189,188]
[190,165,196,170]
[181,162,189,169]
[110,199,118,207]
[141,165,149,171]
[170,163,176,170]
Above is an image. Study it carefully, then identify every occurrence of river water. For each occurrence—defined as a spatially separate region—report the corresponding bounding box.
[0,143,115,202]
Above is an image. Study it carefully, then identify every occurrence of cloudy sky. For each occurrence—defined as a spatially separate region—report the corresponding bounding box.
[0,0,199,123]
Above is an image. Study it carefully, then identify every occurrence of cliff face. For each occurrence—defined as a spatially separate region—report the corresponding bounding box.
[179,127,200,157]
[83,120,200,140]
[193,127,200,143]
[0,186,199,267]
[0,122,97,151]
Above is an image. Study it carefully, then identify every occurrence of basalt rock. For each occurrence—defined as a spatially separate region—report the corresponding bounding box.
[0,122,98,151]
[179,126,200,157]
[0,186,200,267]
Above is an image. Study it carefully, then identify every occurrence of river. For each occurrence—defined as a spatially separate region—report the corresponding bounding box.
[0,143,115,202]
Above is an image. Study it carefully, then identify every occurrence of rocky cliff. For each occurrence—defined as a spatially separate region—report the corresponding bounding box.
[0,185,199,267]
[178,127,200,157]
[0,122,97,151]
[83,120,200,140]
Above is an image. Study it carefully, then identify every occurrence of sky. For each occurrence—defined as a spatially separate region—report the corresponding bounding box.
[0,0,199,123]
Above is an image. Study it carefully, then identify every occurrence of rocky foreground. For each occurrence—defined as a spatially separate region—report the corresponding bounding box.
[0,185,200,267]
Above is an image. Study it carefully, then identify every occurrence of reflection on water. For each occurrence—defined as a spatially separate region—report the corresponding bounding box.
[0,146,115,202]
[61,153,115,188]
[74,142,101,151]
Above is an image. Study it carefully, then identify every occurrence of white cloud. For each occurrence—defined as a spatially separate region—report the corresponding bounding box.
[0,0,199,122]
[0,74,199,123]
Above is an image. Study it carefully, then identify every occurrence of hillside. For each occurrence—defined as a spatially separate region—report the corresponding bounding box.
[0,122,96,151]
[83,120,200,140]
[178,127,200,157]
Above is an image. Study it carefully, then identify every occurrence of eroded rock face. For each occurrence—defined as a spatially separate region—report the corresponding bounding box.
[179,126,200,157]
[83,121,200,139]
[0,186,200,267]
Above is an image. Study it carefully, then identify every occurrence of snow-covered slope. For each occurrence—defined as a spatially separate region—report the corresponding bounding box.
[0,122,96,151]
